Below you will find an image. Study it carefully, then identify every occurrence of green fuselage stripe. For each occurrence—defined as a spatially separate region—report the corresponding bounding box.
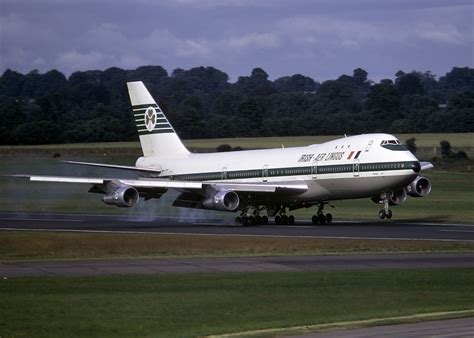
[157,161,417,181]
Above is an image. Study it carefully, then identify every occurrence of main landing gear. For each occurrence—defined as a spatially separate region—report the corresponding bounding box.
[311,202,332,225]
[378,193,393,220]
[275,214,295,225]
[235,206,269,226]
[273,205,296,225]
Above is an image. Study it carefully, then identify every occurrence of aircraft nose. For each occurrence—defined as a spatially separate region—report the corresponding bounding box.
[411,161,421,173]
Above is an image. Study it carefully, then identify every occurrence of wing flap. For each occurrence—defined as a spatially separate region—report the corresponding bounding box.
[208,182,308,194]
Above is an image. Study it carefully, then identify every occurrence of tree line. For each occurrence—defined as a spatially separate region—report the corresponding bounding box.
[0,65,473,145]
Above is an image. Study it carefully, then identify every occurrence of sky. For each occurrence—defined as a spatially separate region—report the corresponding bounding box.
[1,0,473,82]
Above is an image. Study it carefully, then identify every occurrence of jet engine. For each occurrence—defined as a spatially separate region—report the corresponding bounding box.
[406,176,432,197]
[372,189,407,205]
[389,189,407,206]
[102,185,139,207]
[202,190,240,211]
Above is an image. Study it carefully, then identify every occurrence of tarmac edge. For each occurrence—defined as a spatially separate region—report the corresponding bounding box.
[206,309,474,338]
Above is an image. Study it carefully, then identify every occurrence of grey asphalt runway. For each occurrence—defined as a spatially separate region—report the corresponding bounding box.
[2,253,474,277]
[1,212,474,242]
[289,317,474,338]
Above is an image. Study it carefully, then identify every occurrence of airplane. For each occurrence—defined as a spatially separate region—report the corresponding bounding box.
[12,81,433,225]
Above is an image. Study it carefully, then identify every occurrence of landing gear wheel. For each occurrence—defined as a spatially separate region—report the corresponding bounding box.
[261,216,268,225]
[312,215,318,225]
[254,215,262,225]
[288,215,295,225]
[318,213,326,224]
[281,215,289,225]
[378,192,393,220]
[325,213,333,224]
[275,215,281,225]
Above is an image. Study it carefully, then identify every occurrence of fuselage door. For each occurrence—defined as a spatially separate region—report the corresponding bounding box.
[221,167,227,180]
[365,140,374,152]
[353,159,360,177]
[262,165,269,182]
[311,159,318,179]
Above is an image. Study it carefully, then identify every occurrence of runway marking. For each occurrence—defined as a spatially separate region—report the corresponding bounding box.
[438,229,474,233]
[1,227,473,242]
[0,218,83,222]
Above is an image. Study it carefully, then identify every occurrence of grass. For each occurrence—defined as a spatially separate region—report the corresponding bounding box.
[1,231,474,261]
[1,133,473,150]
[1,269,473,337]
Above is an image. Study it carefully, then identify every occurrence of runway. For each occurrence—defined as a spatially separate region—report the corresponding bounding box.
[1,212,474,242]
[2,253,474,277]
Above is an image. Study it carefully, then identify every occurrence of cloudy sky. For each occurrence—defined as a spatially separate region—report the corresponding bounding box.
[1,0,473,82]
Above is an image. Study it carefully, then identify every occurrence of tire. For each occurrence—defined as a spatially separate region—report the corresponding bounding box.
[288,215,295,225]
[318,213,326,224]
[261,216,269,225]
[325,213,333,224]
[275,215,281,225]
[378,210,386,219]
[386,210,393,219]
[312,215,318,225]
[281,215,289,225]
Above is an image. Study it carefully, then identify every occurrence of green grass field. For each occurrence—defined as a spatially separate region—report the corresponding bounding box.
[1,269,473,337]
[1,135,473,338]
[1,133,473,153]
[2,231,473,261]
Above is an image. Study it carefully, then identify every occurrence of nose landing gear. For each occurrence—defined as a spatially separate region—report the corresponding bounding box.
[378,193,393,220]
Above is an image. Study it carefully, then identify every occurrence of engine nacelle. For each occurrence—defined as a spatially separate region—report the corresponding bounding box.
[407,176,432,197]
[202,190,240,211]
[389,189,407,206]
[102,185,139,207]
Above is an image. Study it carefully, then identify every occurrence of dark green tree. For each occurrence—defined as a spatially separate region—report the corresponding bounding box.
[405,137,417,154]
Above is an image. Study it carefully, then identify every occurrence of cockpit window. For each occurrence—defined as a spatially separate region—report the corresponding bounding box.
[381,139,407,151]
[381,139,401,145]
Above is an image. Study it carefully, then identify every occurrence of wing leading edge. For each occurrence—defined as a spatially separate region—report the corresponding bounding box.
[10,175,308,195]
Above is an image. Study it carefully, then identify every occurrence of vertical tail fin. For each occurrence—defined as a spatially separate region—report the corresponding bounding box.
[127,81,189,158]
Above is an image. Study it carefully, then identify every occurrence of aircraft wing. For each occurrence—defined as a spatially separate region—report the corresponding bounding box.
[10,175,308,194]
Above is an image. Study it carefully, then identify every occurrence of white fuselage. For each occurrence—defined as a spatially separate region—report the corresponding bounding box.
[136,133,420,203]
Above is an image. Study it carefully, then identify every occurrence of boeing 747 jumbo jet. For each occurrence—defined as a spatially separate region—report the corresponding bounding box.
[14,81,433,225]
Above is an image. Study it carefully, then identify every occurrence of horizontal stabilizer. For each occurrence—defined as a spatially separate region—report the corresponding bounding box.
[63,161,162,174]
[420,161,434,171]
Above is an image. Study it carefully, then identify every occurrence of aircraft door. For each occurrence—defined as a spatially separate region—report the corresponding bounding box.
[365,140,374,152]
[311,159,318,179]
[262,165,268,182]
[353,159,360,177]
[221,167,227,180]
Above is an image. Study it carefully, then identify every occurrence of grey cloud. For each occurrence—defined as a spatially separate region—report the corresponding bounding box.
[0,0,472,81]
